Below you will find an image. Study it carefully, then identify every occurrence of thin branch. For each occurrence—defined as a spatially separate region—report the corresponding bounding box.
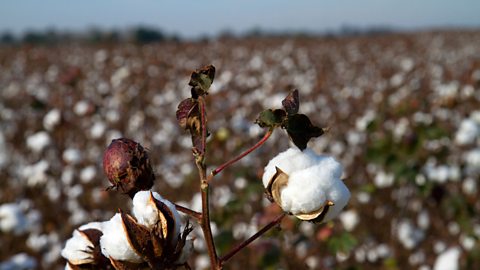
[219,212,286,265]
[209,128,273,180]
[174,203,202,221]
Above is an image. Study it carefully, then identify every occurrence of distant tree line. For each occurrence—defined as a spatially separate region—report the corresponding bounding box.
[0,26,180,45]
[0,25,395,45]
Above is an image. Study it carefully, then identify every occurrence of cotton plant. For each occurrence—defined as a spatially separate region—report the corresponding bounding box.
[61,65,350,269]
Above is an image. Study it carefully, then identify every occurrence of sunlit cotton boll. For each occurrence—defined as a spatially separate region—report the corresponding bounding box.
[132,191,181,242]
[0,203,28,235]
[262,147,350,222]
[100,213,143,263]
[0,253,37,270]
[433,247,461,270]
[455,119,479,145]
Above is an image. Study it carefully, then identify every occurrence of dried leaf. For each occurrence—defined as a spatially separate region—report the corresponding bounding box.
[176,98,199,130]
[285,114,324,150]
[189,65,215,98]
[282,89,300,115]
[120,212,155,264]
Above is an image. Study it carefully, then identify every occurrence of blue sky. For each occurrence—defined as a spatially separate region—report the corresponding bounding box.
[1,0,479,37]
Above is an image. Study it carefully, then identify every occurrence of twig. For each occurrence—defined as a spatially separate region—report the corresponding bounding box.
[173,203,202,221]
[209,128,273,181]
[219,212,286,265]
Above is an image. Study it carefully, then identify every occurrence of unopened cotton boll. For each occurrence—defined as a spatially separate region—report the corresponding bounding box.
[132,191,181,242]
[100,213,143,263]
[263,147,350,222]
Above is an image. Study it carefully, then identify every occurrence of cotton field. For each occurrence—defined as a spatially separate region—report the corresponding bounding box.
[0,30,479,269]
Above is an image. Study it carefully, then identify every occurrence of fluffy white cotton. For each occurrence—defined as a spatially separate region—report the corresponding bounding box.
[132,191,181,242]
[61,230,96,264]
[455,118,479,145]
[43,109,61,131]
[339,210,359,231]
[62,222,104,263]
[0,253,37,270]
[433,247,461,270]
[397,219,425,249]
[0,203,28,235]
[26,131,51,153]
[100,213,143,263]
[262,147,350,222]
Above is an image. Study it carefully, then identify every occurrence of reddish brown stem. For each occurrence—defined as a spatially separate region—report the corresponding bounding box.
[174,203,202,220]
[210,128,273,179]
[219,213,286,265]
[196,96,220,269]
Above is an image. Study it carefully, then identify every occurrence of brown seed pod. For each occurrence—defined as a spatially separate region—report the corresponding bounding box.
[103,138,155,198]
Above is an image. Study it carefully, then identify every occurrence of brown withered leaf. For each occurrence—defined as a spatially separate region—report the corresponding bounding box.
[188,65,215,98]
[282,89,300,115]
[120,212,156,264]
[176,98,199,130]
[285,114,324,150]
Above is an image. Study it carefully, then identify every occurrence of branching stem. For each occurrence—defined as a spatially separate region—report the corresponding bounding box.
[173,203,202,221]
[219,212,286,265]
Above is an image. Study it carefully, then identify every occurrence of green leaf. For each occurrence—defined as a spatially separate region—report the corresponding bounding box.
[256,109,286,128]
[189,65,215,98]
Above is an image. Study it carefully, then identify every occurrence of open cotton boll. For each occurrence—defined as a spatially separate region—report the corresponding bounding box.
[100,213,143,263]
[61,230,96,264]
[455,119,479,145]
[132,191,181,242]
[263,147,350,222]
[262,147,319,187]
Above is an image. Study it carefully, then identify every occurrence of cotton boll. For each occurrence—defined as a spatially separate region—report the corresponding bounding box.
[0,253,37,270]
[0,203,28,235]
[433,247,461,270]
[339,210,359,231]
[455,119,478,145]
[43,109,61,131]
[61,230,96,264]
[26,131,51,153]
[132,191,181,242]
[263,147,350,222]
[262,147,317,187]
[100,213,143,263]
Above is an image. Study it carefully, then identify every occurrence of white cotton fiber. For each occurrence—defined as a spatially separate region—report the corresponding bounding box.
[455,118,479,145]
[263,147,350,222]
[433,247,461,270]
[132,191,181,242]
[61,230,95,264]
[99,213,143,263]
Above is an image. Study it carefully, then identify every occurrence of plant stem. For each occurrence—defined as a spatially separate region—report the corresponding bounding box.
[209,128,273,180]
[196,96,220,269]
[173,203,202,221]
[219,212,286,265]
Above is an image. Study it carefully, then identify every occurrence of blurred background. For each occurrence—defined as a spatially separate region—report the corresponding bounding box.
[0,1,479,269]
